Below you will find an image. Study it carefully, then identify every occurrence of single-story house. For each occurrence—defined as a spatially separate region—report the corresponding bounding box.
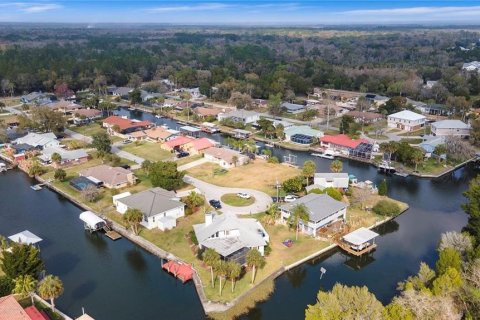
[102,116,153,135]
[218,110,260,125]
[145,127,178,142]
[345,111,384,124]
[320,134,368,154]
[406,98,427,111]
[387,110,426,132]
[282,102,306,114]
[14,132,59,149]
[431,120,470,137]
[39,147,89,168]
[419,136,446,158]
[114,187,185,230]
[183,137,216,155]
[20,92,54,105]
[161,136,195,151]
[193,107,223,119]
[48,100,83,113]
[284,125,323,145]
[280,193,347,236]
[312,173,349,190]
[193,212,269,264]
[365,94,389,106]
[79,164,136,189]
[0,294,49,320]
[73,109,103,124]
[419,104,449,116]
[203,147,249,169]
[109,87,133,99]
[462,61,480,72]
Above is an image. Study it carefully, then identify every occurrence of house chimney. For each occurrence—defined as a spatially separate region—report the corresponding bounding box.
[205,212,214,226]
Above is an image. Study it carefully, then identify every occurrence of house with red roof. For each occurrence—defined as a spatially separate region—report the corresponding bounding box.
[102,116,153,135]
[161,136,195,152]
[183,138,217,155]
[320,134,369,154]
[0,295,49,320]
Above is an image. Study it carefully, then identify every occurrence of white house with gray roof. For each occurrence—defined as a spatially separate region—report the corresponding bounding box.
[114,187,185,230]
[193,212,269,265]
[280,194,347,236]
[282,102,306,114]
[312,173,349,190]
[14,132,59,149]
[431,120,470,137]
[218,110,260,125]
[387,110,426,132]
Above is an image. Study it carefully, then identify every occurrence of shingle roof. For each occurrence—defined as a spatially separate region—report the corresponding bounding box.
[280,193,347,223]
[190,138,215,151]
[193,213,267,257]
[432,120,470,129]
[0,295,31,320]
[117,187,184,217]
[388,110,426,121]
[14,132,58,148]
[103,116,152,131]
[79,165,133,186]
[164,136,195,148]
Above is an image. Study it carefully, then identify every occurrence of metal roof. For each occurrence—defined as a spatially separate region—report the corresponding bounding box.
[388,110,426,121]
[280,193,347,223]
[432,120,470,129]
[343,227,379,246]
[8,230,43,245]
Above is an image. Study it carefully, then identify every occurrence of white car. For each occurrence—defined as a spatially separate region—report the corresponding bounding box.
[237,192,251,199]
[284,195,297,203]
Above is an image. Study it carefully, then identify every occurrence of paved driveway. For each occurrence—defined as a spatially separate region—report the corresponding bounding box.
[183,175,272,215]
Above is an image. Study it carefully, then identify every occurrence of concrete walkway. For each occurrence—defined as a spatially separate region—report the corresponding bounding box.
[183,175,272,214]
[177,157,208,171]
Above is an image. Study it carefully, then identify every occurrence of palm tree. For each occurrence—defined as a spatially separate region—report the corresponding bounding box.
[203,248,220,288]
[246,248,265,284]
[123,208,143,235]
[330,159,343,173]
[37,275,64,312]
[379,141,398,162]
[50,152,62,164]
[289,204,309,240]
[226,261,242,293]
[263,203,280,225]
[411,149,424,173]
[302,160,316,186]
[232,155,238,167]
[0,235,8,251]
[215,260,227,296]
[12,275,37,305]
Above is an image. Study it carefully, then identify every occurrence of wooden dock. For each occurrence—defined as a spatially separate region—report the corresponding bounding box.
[105,230,122,240]
[336,241,377,256]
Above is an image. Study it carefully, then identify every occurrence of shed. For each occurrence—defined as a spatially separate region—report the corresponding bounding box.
[79,211,106,232]
[343,227,379,251]
[8,230,42,245]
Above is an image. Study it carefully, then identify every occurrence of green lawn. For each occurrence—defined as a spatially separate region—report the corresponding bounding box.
[367,134,389,140]
[175,154,203,167]
[70,122,105,136]
[398,126,431,136]
[221,193,255,207]
[399,138,423,144]
[120,142,174,162]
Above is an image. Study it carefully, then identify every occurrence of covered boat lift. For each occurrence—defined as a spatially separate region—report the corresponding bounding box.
[79,211,106,232]
[8,230,42,245]
[340,227,379,256]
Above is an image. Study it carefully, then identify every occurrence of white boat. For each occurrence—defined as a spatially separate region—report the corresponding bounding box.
[378,161,396,173]
[311,152,335,160]
[161,124,169,129]
[155,115,163,119]
[265,142,274,148]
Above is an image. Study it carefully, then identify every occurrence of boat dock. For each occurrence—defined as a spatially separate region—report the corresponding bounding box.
[336,227,379,257]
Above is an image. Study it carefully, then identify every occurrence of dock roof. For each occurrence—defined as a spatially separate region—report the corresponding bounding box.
[8,230,43,245]
[343,227,379,246]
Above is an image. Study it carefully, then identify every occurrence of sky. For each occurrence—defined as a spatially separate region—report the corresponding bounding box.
[2,1,480,25]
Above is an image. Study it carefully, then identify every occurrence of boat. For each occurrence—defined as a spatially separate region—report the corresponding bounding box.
[155,114,163,119]
[311,152,335,160]
[30,185,43,191]
[394,172,409,177]
[378,161,396,173]
[128,107,135,111]
[265,142,275,148]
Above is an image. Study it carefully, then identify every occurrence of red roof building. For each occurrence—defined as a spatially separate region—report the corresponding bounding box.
[184,138,216,154]
[0,295,32,320]
[162,136,195,151]
[24,306,50,320]
[320,134,368,151]
[102,116,152,134]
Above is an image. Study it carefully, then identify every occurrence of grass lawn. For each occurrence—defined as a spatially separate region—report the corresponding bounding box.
[175,154,203,167]
[0,97,21,106]
[221,193,255,207]
[399,138,423,144]
[186,159,300,195]
[120,142,174,162]
[398,126,431,136]
[367,134,389,140]
[70,123,105,137]
[395,157,461,175]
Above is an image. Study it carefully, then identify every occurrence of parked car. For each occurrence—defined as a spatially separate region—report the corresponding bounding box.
[177,151,190,158]
[122,139,132,144]
[237,192,251,199]
[209,199,222,209]
[284,195,297,203]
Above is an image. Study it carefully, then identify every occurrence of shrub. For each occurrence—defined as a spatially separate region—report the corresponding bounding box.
[378,180,388,196]
[53,169,66,181]
[189,230,198,245]
[0,276,14,296]
[267,156,279,164]
[309,188,322,194]
[372,200,401,216]
[81,185,100,202]
[308,187,342,201]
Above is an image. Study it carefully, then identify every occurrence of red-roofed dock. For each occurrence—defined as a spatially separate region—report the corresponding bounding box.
[162,260,194,283]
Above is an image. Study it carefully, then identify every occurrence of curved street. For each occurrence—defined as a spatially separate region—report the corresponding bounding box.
[183,175,273,215]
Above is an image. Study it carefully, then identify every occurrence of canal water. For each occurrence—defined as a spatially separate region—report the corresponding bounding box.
[0,107,475,319]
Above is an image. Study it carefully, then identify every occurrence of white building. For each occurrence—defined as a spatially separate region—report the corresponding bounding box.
[193,212,269,264]
[387,110,426,132]
[280,194,347,236]
[218,110,260,125]
[312,173,349,190]
[431,120,470,137]
[203,147,249,169]
[114,188,185,231]
[14,132,59,149]
[462,61,480,72]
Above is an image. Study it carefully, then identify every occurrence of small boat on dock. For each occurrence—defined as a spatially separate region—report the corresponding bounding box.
[30,184,43,191]
[265,142,275,148]
[155,114,163,119]
[162,260,194,283]
[394,172,409,177]
[378,161,396,173]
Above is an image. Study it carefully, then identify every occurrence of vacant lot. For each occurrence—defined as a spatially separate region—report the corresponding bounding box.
[120,142,174,162]
[70,123,106,137]
[187,159,300,195]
